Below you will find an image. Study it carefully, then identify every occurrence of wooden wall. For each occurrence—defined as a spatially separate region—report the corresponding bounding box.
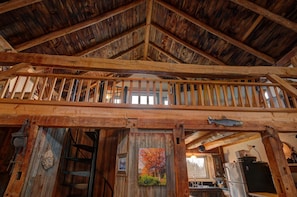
[114,129,176,197]
[21,127,65,196]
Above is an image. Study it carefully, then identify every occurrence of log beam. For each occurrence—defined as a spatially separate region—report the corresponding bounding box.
[0,52,297,78]
[267,74,297,97]
[0,0,41,15]
[0,102,297,132]
[261,127,297,197]
[173,124,189,197]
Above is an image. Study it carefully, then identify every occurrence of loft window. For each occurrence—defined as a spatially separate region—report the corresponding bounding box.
[132,95,154,105]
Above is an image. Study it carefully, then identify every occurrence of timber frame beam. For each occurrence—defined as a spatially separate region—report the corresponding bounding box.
[1,102,297,132]
[1,52,297,78]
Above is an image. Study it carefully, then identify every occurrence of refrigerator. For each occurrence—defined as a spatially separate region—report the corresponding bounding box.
[224,161,276,197]
[224,162,249,197]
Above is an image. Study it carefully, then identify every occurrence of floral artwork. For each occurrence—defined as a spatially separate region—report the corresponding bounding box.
[138,148,166,186]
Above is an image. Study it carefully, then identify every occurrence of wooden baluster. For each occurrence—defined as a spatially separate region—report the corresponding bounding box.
[237,85,244,107]
[28,77,39,100]
[184,84,188,105]
[20,76,31,99]
[190,83,195,106]
[229,85,237,107]
[259,86,268,108]
[120,80,125,104]
[159,81,163,105]
[109,80,116,104]
[175,83,180,105]
[274,86,284,108]
[214,84,221,106]
[291,97,297,108]
[153,81,157,105]
[222,85,229,106]
[48,77,57,101]
[128,80,133,104]
[94,80,100,103]
[206,84,213,106]
[102,80,108,103]
[66,78,75,102]
[251,85,260,107]
[146,80,150,105]
[244,86,252,107]
[282,90,291,108]
[198,84,204,106]
[75,79,84,102]
[266,86,275,108]
[168,82,172,105]
[84,80,92,102]
[0,78,10,98]
[10,76,20,99]
[39,77,48,100]
[57,78,66,101]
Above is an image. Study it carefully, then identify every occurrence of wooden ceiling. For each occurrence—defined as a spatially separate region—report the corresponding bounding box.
[1,0,297,150]
[0,0,297,68]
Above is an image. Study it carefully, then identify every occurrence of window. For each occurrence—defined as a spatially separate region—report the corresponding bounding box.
[132,95,154,105]
[186,155,209,180]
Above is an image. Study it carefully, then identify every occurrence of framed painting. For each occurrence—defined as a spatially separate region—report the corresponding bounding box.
[117,153,127,175]
[138,148,166,186]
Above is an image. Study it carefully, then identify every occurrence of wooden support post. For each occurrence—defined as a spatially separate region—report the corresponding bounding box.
[173,124,189,197]
[261,126,297,197]
[4,120,39,197]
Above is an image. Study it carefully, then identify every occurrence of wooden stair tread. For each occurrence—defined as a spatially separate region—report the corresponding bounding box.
[63,170,90,177]
[64,157,92,163]
[73,144,94,152]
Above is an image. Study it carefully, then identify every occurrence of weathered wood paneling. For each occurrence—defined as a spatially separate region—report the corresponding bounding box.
[114,129,176,197]
[21,127,65,197]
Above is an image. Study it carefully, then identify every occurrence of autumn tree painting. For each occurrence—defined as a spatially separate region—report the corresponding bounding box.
[138,148,166,186]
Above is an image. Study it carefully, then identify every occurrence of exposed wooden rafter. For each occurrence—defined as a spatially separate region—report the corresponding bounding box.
[0,52,297,78]
[143,0,153,60]
[276,46,297,66]
[14,0,145,51]
[156,0,275,65]
[0,0,41,14]
[230,0,297,33]
[241,15,263,42]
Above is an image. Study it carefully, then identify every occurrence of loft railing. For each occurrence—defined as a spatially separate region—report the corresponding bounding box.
[0,73,296,110]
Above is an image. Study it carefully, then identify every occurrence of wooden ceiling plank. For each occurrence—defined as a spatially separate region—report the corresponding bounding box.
[112,42,144,59]
[76,23,146,56]
[203,132,260,150]
[276,46,297,67]
[143,0,153,60]
[156,0,275,65]
[0,0,41,14]
[152,24,225,65]
[267,74,297,97]
[1,52,297,78]
[230,0,297,33]
[149,42,182,63]
[14,0,145,51]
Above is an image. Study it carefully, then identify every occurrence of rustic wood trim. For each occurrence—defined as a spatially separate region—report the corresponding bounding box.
[152,23,225,65]
[4,121,39,197]
[267,74,297,97]
[261,127,297,196]
[156,0,275,64]
[143,0,153,60]
[14,0,145,51]
[0,0,41,14]
[173,124,189,197]
[230,0,297,33]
